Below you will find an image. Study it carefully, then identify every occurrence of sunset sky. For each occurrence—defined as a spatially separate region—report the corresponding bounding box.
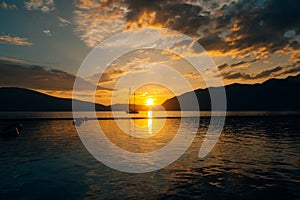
[1,0,300,105]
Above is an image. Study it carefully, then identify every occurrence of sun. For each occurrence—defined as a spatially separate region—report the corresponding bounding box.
[146,98,154,106]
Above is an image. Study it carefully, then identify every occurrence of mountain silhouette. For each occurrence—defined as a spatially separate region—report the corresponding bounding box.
[0,87,109,111]
[162,74,300,111]
[1,74,299,112]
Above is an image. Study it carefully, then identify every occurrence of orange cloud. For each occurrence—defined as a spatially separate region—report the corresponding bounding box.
[184,72,201,78]
[76,0,100,8]
[290,50,300,62]
[0,35,32,46]
[126,11,163,30]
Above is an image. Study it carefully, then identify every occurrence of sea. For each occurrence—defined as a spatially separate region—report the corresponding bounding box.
[0,111,299,199]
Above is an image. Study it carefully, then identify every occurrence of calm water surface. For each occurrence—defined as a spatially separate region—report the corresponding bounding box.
[0,112,299,199]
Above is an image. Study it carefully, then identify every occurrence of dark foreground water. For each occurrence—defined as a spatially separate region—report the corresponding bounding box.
[0,115,299,199]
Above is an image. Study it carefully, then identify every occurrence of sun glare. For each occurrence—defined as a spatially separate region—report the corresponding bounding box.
[146,98,154,106]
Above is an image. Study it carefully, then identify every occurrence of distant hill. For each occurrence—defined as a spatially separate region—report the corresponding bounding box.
[162,74,300,111]
[0,87,109,111]
[1,74,299,112]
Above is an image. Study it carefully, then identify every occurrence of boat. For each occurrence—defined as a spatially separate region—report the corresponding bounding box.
[0,123,22,137]
[126,89,139,114]
[73,116,88,127]
[127,109,139,114]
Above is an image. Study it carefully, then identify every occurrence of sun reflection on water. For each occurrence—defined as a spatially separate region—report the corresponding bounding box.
[148,111,153,135]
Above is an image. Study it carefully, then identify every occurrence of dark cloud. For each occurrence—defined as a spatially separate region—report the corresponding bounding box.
[262,0,300,33]
[231,61,247,67]
[75,0,300,57]
[76,0,300,63]
[222,66,283,80]
[217,58,258,72]
[198,33,229,52]
[255,66,283,79]
[73,0,300,84]
[222,71,250,80]
[217,63,229,71]
[289,41,300,50]
[156,3,207,36]
[280,64,300,76]
[125,0,209,36]
[0,60,94,91]
[222,64,300,80]
[232,58,258,67]
[206,0,300,56]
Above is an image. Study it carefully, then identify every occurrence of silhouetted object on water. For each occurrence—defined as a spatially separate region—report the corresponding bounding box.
[0,123,22,137]
[126,88,139,114]
[73,117,88,127]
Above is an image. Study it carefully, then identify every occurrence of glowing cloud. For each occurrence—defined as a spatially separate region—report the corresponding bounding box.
[0,35,32,46]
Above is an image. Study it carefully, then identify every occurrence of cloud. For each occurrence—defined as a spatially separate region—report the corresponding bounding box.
[184,72,200,78]
[73,0,127,47]
[280,64,300,76]
[1,2,17,9]
[56,16,72,26]
[73,0,300,55]
[201,0,300,58]
[217,58,258,72]
[0,60,93,91]
[25,0,55,13]
[217,63,229,71]
[290,50,300,62]
[73,0,212,47]
[88,54,152,86]
[254,66,283,79]
[71,0,300,82]
[0,56,30,64]
[284,30,296,39]
[0,35,32,46]
[42,29,52,36]
[221,65,300,80]
[92,68,128,85]
[231,61,250,67]
[222,66,282,80]
[124,0,211,37]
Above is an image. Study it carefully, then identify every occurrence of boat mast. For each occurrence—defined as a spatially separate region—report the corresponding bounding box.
[129,88,131,110]
[133,91,136,111]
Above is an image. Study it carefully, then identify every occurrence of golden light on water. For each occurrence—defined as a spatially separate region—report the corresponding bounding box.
[148,111,153,134]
